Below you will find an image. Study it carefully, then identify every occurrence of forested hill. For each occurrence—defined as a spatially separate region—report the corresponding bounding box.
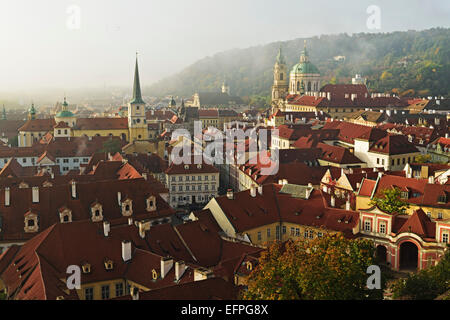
[146,28,450,99]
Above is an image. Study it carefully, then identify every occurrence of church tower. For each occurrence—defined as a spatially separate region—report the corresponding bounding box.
[128,55,148,142]
[221,81,230,95]
[271,46,288,106]
[28,103,36,120]
[289,40,321,95]
[1,105,6,120]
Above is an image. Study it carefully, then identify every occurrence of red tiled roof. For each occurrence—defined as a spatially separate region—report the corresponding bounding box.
[19,119,56,132]
[369,134,419,155]
[74,118,128,130]
[395,208,436,238]
[317,143,364,164]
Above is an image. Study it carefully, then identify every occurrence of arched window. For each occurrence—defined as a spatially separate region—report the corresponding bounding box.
[307,81,311,92]
[297,81,300,91]
[280,73,283,81]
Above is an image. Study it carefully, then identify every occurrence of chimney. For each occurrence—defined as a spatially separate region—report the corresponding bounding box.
[322,185,328,193]
[327,92,331,100]
[346,200,351,211]
[378,172,383,179]
[161,257,173,279]
[71,180,76,199]
[330,195,335,207]
[138,221,146,238]
[428,176,435,184]
[128,217,133,225]
[351,94,357,101]
[175,261,187,281]
[142,172,147,180]
[131,287,139,300]
[117,192,122,205]
[103,221,110,237]
[32,186,39,203]
[250,185,256,197]
[122,240,132,262]
[226,189,233,200]
[258,185,263,195]
[5,187,10,206]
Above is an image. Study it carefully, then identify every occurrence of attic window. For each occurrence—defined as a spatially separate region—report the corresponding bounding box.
[438,195,447,203]
[401,191,409,199]
[104,259,114,270]
[82,263,91,274]
[246,262,253,271]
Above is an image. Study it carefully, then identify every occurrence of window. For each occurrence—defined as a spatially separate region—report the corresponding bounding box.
[191,176,195,181]
[309,230,314,239]
[376,158,379,165]
[379,222,386,234]
[186,176,189,181]
[178,176,182,181]
[276,226,281,240]
[198,185,202,191]
[382,159,385,165]
[83,158,89,162]
[290,227,295,236]
[205,185,209,191]
[257,231,261,241]
[397,159,400,165]
[317,232,323,238]
[63,159,69,163]
[85,287,94,300]
[171,177,175,182]
[282,226,286,234]
[304,230,308,238]
[267,228,271,238]
[101,285,110,300]
[402,158,405,164]
[205,175,208,181]
[171,186,175,192]
[438,212,443,219]
[443,233,449,244]
[364,220,372,232]
[179,186,182,191]
[391,159,395,166]
[23,158,27,163]
[27,219,35,227]
[186,185,190,191]
[198,176,202,181]
[74,158,79,163]
[115,283,124,297]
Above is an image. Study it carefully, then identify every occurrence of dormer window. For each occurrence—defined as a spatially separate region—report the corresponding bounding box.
[19,182,29,189]
[90,202,103,222]
[81,263,91,274]
[246,261,253,271]
[152,269,158,280]
[438,195,447,203]
[24,211,39,233]
[104,259,114,270]
[401,191,409,199]
[121,199,133,216]
[146,195,156,212]
[59,207,72,223]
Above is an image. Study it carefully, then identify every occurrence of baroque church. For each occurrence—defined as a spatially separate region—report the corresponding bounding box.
[271,41,321,112]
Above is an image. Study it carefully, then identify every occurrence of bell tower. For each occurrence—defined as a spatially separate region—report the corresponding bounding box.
[271,46,288,107]
[128,53,148,142]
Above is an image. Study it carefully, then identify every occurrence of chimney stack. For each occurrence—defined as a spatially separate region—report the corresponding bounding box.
[122,240,132,262]
[250,185,257,197]
[128,217,133,225]
[103,221,110,237]
[428,176,435,184]
[5,187,10,206]
[32,186,39,203]
[346,200,351,211]
[226,189,233,200]
[258,185,263,195]
[138,221,146,239]
[142,172,147,180]
[175,261,187,281]
[117,192,122,206]
[71,180,76,199]
[161,257,174,279]
[330,195,335,207]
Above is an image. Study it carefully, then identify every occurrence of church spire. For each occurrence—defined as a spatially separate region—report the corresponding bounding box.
[130,53,145,104]
[1,105,6,120]
[300,40,309,62]
[276,45,285,64]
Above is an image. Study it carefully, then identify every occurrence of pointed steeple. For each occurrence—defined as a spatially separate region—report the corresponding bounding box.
[130,53,145,105]
[276,45,285,64]
[300,40,309,63]
[1,105,6,120]
[62,96,68,110]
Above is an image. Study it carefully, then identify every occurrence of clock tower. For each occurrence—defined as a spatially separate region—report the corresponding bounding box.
[128,55,148,142]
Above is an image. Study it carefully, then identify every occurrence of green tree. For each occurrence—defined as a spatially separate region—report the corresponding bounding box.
[243,234,383,300]
[392,250,450,299]
[99,139,122,154]
[369,187,409,214]
[414,154,432,164]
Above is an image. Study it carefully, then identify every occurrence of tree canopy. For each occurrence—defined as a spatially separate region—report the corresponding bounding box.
[370,187,409,214]
[242,233,383,300]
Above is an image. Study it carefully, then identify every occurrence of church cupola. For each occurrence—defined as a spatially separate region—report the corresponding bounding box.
[55,96,76,127]
[28,102,36,120]
[289,40,321,95]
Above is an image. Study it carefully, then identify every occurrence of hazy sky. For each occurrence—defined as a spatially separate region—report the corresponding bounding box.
[0,0,449,92]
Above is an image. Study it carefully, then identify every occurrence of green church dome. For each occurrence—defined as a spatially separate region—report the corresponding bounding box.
[291,61,320,75]
[56,110,74,118]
